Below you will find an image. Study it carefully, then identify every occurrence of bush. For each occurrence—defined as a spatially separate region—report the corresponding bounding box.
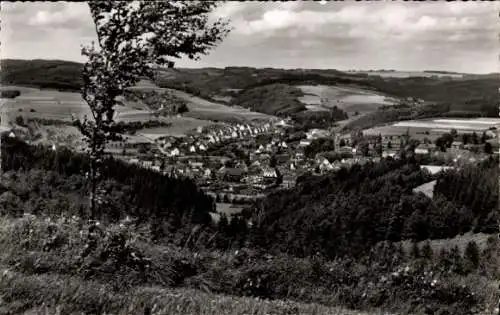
[0,90,21,99]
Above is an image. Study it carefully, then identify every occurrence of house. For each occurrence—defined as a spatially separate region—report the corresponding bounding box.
[204,168,212,178]
[189,145,196,153]
[170,148,180,156]
[451,141,464,150]
[262,167,278,179]
[222,168,246,182]
[299,140,311,147]
[414,144,431,155]
[420,165,453,175]
[281,175,296,189]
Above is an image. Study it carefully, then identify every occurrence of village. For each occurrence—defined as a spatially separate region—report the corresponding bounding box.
[106,115,499,209]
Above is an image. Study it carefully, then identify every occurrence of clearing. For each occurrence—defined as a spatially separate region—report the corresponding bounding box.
[297,85,398,115]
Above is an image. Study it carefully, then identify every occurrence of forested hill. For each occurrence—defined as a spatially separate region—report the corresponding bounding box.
[2,59,499,117]
[1,59,84,92]
[242,157,498,259]
[0,134,215,233]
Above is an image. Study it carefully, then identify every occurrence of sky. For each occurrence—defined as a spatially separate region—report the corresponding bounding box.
[1,1,499,74]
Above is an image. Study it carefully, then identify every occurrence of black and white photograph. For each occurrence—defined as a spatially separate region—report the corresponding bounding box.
[0,1,499,314]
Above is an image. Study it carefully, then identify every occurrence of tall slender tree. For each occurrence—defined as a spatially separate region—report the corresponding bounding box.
[74,1,230,219]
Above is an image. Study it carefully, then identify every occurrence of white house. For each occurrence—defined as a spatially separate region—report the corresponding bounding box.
[199,144,207,151]
[262,167,278,178]
[170,148,180,156]
[189,145,196,153]
[299,140,311,147]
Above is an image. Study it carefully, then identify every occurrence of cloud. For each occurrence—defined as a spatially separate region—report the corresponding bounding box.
[1,1,498,73]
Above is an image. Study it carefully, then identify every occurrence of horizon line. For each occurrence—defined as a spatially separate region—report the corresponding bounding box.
[0,58,497,75]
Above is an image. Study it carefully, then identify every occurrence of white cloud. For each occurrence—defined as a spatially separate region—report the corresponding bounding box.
[1,1,498,73]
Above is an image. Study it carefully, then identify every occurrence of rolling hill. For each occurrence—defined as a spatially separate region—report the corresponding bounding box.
[2,59,499,122]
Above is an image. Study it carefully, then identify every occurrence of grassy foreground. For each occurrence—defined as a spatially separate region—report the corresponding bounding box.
[1,271,392,315]
[0,214,497,315]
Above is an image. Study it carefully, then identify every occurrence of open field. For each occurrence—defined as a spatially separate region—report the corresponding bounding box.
[167,88,272,122]
[297,85,398,115]
[363,117,500,139]
[216,203,245,216]
[0,85,156,124]
[350,71,465,79]
[138,116,215,139]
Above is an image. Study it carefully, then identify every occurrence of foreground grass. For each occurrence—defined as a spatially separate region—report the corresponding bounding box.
[1,269,392,315]
[0,214,497,315]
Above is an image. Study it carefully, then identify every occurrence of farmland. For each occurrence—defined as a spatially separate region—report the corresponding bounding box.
[0,85,221,146]
[349,70,465,79]
[363,117,500,139]
[0,85,155,123]
[166,88,272,122]
[297,84,398,115]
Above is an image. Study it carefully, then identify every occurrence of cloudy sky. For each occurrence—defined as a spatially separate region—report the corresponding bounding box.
[1,1,499,73]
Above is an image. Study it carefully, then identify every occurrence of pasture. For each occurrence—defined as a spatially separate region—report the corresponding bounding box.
[350,71,464,79]
[363,117,500,140]
[167,88,272,122]
[297,85,398,115]
[137,116,215,138]
[0,85,156,124]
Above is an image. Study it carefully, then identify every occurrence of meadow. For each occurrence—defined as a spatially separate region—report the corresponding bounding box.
[0,85,155,123]
[364,117,500,139]
[297,85,398,115]
[351,71,465,79]
[166,88,272,122]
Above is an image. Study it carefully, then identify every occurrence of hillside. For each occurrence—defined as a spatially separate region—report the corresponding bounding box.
[0,137,498,314]
[2,59,499,126]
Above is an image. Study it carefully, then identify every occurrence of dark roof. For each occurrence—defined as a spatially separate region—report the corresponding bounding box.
[224,168,245,176]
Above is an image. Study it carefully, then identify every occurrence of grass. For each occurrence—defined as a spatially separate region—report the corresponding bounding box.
[0,215,396,315]
[0,214,497,315]
[0,85,156,124]
[1,270,388,315]
[167,88,272,122]
[297,85,398,115]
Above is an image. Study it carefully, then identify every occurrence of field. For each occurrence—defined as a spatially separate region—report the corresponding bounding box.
[350,71,465,79]
[363,117,500,140]
[297,85,398,115]
[0,85,156,123]
[166,88,272,122]
[138,116,215,139]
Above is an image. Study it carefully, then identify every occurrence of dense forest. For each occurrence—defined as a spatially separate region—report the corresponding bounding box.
[0,134,215,232]
[231,157,499,259]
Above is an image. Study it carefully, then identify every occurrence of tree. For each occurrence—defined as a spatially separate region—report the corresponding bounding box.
[464,241,480,271]
[450,128,457,139]
[177,103,189,114]
[462,133,469,145]
[471,132,478,145]
[484,142,493,154]
[269,154,277,168]
[339,139,346,147]
[421,241,433,260]
[15,115,25,126]
[74,1,230,219]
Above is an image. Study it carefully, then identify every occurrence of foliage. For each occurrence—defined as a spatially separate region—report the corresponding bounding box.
[238,158,497,259]
[304,138,336,158]
[0,138,215,231]
[433,160,499,234]
[74,1,229,218]
[232,83,306,116]
[0,214,496,315]
[293,108,347,130]
[0,89,21,98]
